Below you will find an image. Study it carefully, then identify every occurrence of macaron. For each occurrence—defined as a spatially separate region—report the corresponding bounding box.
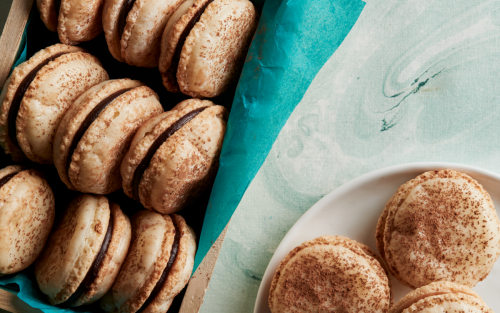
[102,0,187,67]
[36,0,105,44]
[159,0,258,97]
[268,235,393,313]
[35,194,132,306]
[389,281,493,313]
[100,211,196,313]
[376,169,500,289]
[0,165,55,275]
[120,98,227,214]
[53,79,164,195]
[0,44,109,163]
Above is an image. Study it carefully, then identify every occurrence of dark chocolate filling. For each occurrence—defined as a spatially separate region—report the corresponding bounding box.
[136,218,181,313]
[131,106,208,201]
[0,172,20,189]
[167,0,214,79]
[66,88,132,174]
[118,0,137,39]
[62,209,114,306]
[8,52,67,148]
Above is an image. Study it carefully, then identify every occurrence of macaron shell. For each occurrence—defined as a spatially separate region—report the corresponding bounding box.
[177,0,257,98]
[53,79,144,190]
[35,195,110,304]
[102,0,127,62]
[36,0,58,32]
[68,85,163,194]
[269,235,391,313]
[58,0,105,45]
[142,214,196,313]
[390,282,483,313]
[159,0,208,92]
[0,44,84,161]
[0,169,55,275]
[383,170,500,288]
[121,0,186,68]
[139,104,227,213]
[375,193,395,261]
[401,293,492,313]
[72,202,132,306]
[0,165,24,180]
[15,51,108,164]
[110,211,175,313]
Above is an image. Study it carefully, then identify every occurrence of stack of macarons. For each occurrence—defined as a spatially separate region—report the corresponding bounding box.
[269,170,500,312]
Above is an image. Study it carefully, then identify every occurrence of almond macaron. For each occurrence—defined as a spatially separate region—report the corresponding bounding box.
[100,211,196,313]
[159,0,258,98]
[376,169,500,289]
[269,235,393,313]
[389,281,493,313]
[120,98,227,214]
[0,44,109,163]
[102,0,188,67]
[53,79,164,195]
[35,194,131,306]
[36,0,105,44]
[0,165,55,276]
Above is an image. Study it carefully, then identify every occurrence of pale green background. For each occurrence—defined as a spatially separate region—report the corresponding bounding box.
[201,0,500,311]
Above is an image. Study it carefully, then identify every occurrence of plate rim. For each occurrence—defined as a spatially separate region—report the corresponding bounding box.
[254,162,500,313]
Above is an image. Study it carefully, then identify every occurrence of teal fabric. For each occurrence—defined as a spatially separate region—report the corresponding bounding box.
[195,0,365,271]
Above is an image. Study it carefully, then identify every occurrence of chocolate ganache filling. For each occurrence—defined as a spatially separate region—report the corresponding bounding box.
[118,0,137,38]
[0,171,20,189]
[136,218,181,313]
[167,0,214,80]
[8,52,66,148]
[62,210,114,306]
[66,88,132,174]
[131,106,208,201]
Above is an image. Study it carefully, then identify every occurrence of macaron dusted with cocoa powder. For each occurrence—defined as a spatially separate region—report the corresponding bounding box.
[35,194,131,306]
[159,0,258,98]
[0,44,109,163]
[100,211,196,313]
[53,79,164,195]
[36,0,105,44]
[102,0,187,67]
[120,98,227,214]
[269,235,393,313]
[0,165,55,276]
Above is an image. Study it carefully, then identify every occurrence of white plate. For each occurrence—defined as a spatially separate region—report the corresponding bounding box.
[254,162,500,313]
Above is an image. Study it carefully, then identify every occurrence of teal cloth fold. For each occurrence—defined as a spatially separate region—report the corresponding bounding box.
[194,0,365,271]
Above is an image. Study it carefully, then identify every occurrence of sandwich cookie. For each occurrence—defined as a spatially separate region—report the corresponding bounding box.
[268,235,393,313]
[376,169,500,289]
[53,79,164,195]
[36,0,105,44]
[121,98,227,214]
[100,211,196,313]
[102,0,187,67]
[389,281,493,313]
[159,0,257,98]
[0,44,109,163]
[0,165,55,275]
[35,194,132,306]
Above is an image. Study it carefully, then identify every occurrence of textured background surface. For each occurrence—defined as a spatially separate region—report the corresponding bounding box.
[201,0,500,311]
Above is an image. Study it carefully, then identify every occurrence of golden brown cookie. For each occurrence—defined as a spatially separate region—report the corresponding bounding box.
[376,170,500,289]
[268,235,393,313]
[120,98,227,214]
[53,79,164,194]
[35,194,131,306]
[0,166,55,275]
[100,211,197,313]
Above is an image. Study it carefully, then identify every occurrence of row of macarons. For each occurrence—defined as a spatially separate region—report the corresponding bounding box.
[36,0,258,98]
[0,43,227,214]
[0,165,194,312]
[269,170,500,312]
